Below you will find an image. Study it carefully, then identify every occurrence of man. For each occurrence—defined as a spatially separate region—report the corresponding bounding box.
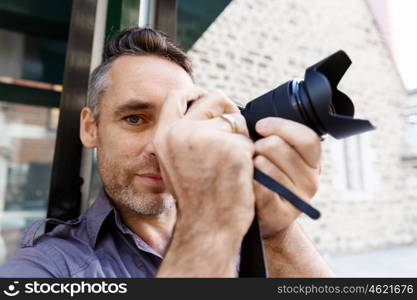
[0,27,332,277]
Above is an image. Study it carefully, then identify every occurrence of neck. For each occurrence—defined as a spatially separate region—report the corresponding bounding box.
[116,204,177,256]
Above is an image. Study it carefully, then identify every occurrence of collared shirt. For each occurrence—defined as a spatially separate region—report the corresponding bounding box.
[0,188,164,277]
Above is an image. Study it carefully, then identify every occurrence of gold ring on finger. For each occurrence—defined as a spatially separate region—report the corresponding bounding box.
[220,113,238,133]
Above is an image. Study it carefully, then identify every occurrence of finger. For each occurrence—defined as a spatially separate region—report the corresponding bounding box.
[159,87,207,125]
[185,89,239,120]
[254,135,319,197]
[202,113,249,136]
[253,155,302,218]
[255,117,321,169]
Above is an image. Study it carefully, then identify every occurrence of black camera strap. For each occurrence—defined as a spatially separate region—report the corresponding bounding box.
[239,167,321,277]
[254,168,321,219]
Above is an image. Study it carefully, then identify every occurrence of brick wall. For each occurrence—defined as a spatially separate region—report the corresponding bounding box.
[187,0,416,254]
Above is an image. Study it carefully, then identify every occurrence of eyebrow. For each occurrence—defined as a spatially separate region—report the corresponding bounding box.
[113,99,155,117]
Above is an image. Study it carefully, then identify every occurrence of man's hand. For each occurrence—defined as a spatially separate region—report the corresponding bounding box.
[253,117,333,277]
[253,117,321,239]
[154,87,255,277]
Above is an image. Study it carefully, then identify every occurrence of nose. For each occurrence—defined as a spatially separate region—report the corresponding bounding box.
[143,130,157,157]
[143,138,157,157]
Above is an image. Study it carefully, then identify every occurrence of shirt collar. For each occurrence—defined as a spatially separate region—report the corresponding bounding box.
[85,187,115,248]
[85,187,163,259]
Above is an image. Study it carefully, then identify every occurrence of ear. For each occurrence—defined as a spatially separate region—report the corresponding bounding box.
[80,107,98,148]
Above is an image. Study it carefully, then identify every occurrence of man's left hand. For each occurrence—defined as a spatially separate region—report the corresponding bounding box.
[253,117,321,240]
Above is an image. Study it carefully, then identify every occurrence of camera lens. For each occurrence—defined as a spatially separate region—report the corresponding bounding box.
[240,50,375,140]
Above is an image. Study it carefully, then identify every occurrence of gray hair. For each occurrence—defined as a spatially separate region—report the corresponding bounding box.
[87,59,114,119]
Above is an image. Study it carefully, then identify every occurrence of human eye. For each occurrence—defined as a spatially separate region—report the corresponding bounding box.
[123,115,143,125]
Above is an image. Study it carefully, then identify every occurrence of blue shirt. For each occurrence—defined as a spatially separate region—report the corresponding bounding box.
[0,188,163,277]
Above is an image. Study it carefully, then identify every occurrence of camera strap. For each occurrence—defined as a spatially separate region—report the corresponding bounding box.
[239,168,321,277]
[254,168,321,219]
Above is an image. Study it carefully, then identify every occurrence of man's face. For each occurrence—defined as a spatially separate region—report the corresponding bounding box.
[88,55,193,216]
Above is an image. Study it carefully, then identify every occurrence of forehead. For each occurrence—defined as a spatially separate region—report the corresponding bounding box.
[103,55,193,109]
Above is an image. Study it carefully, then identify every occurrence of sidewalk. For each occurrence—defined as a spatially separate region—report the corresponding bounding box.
[325,243,417,277]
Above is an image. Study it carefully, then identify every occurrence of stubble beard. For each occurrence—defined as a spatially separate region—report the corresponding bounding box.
[97,150,175,216]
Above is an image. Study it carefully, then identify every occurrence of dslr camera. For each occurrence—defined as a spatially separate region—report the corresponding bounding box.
[240,50,374,140]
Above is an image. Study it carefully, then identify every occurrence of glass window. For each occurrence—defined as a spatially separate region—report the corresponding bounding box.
[404,106,417,154]
[0,0,71,84]
[0,0,70,263]
[0,28,67,84]
[343,136,365,191]
[177,0,231,51]
[0,102,59,263]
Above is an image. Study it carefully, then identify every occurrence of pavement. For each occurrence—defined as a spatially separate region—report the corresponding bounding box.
[324,243,417,277]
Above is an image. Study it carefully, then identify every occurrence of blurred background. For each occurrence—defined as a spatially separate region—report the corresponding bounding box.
[0,0,416,277]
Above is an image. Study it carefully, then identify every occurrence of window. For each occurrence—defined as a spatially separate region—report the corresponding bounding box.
[343,136,365,191]
[177,0,231,50]
[404,106,417,154]
[0,102,59,263]
[0,0,71,263]
[331,132,376,197]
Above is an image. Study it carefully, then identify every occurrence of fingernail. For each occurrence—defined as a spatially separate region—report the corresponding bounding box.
[256,119,269,132]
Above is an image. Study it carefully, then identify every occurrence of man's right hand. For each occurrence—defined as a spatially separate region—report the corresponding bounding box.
[154,87,255,277]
